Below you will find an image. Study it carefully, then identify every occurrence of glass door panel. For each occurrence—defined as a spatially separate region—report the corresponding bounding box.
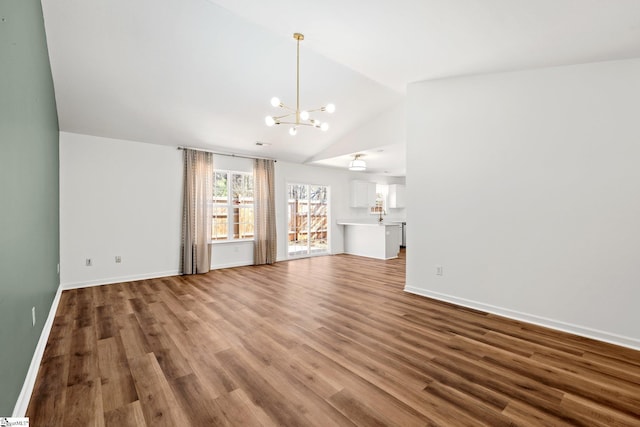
[288,183,329,257]
[309,185,328,254]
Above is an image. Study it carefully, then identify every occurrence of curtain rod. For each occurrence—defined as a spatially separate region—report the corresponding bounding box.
[177,146,277,162]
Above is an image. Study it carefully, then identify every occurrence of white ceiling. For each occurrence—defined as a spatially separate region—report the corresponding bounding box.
[41,0,640,176]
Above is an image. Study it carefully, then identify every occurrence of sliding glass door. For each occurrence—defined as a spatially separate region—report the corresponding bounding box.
[287,184,329,257]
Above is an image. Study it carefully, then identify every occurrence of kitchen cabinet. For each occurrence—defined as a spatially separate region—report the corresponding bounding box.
[350,181,376,208]
[388,184,406,209]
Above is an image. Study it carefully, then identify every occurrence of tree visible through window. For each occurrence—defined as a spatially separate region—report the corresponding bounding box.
[212,171,254,240]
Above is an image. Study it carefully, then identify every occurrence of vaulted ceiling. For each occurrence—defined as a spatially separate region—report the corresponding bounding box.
[41,0,640,176]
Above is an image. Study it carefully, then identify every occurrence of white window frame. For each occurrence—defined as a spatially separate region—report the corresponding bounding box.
[212,170,254,242]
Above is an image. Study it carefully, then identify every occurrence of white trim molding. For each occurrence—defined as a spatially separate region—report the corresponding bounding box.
[404,286,640,352]
[13,284,63,417]
[62,270,180,290]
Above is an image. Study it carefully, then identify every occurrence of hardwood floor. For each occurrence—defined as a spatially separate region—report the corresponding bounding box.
[27,251,640,426]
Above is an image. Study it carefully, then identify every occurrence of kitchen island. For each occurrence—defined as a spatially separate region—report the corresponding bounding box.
[337,221,400,260]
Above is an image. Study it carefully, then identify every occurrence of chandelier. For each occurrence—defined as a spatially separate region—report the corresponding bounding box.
[349,154,366,171]
[265,33,335,136]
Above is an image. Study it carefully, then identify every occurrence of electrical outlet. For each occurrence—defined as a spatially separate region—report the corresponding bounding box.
[115,256,122,263]
[32,307,36,327]
[86,258,92,267]
[436,265,443,276]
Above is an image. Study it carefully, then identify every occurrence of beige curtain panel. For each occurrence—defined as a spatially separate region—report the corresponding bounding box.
[181,149,213,274]
[254,159,277,265]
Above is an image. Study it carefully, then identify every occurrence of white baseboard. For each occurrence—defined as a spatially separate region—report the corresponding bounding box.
[404,286,640,351]
[13,284,63,417]
[61,270,180,290]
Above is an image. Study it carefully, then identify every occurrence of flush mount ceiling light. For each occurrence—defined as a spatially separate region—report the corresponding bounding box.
[349,154,366,171]
[265,33,335,136]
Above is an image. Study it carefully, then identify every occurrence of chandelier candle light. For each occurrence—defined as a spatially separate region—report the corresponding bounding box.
[265,33,335,136]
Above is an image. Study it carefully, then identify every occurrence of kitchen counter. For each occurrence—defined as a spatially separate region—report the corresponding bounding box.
[337,221,399,226]
[337,221,400,260]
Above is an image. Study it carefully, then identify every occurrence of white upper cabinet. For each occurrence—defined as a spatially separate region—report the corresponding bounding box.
[388,184,406,208]
[350,181,377,208]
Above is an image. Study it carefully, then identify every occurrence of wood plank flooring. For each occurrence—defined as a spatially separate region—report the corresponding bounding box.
[27,251,640,426]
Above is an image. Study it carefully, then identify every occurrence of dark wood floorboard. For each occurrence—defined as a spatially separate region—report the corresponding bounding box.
[27,250,640,426]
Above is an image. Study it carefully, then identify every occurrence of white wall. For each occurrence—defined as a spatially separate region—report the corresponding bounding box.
[60,132,366,286]
[60,132,183,288]
[60,133,261,284]
[406,58,640,349]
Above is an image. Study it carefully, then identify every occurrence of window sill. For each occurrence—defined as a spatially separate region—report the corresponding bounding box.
[210,239,254,245]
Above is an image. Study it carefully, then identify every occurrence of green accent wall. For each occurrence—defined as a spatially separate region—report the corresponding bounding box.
[0,0,59,415]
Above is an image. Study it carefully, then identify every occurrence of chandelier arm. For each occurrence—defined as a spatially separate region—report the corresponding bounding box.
[306,115,325,123]
[273,112,296,121]
[274,121,317,127]
[279,103,296,113]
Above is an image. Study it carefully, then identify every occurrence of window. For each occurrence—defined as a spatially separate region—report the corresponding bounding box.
[212,171,254,241]
[370,184,388,215]
[370,192,385,214]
